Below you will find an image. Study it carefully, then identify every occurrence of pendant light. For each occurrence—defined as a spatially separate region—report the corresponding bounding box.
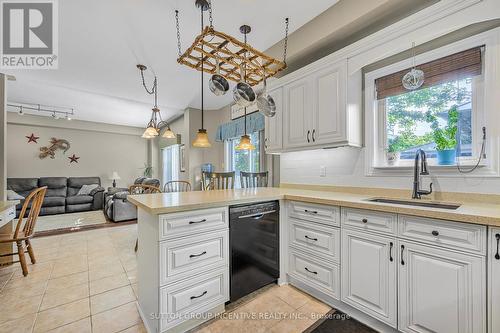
[235,25,255,151]
[235,107,255,151]
[136,65,176,139]
[192,0,212,148]
[402,42,425,91]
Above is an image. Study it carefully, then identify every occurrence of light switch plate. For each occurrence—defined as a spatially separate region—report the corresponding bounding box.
[320,166,326,177]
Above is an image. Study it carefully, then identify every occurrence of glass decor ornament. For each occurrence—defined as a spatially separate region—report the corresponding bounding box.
[402,42,425,91]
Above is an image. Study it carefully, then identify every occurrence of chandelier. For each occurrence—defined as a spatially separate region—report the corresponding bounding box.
[174,0,289,110]
[136,65,176,139]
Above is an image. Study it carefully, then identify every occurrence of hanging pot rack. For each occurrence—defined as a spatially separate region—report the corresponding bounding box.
[175,1,289,87]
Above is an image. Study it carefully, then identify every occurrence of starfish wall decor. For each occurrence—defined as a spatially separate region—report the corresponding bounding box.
[68,154,80,163]
[26,133,39,143]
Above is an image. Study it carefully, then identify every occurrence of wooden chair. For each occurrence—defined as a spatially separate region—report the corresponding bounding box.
[131,184,161,252]
[240,171,269,188]
[202,171,236,190]
[0,186,47,276]
[163,181,191,193]
[129,184,161,195]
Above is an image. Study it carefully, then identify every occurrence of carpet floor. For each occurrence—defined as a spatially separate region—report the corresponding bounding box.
[33,211,108,233]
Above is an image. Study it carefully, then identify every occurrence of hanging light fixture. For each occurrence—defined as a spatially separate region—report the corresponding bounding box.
[402,42,425,91]
[136,64,176,139]
[235,25,255,151]
[235,108,255,151]
[192,0,212,148]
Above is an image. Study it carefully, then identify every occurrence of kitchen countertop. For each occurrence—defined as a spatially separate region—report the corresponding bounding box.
[128,187,500,227]
[0,201,18,212]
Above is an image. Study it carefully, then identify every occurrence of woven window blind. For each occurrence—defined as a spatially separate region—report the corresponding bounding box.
[375,46,483,100]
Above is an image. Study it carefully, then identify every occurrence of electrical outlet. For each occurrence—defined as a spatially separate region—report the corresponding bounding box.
[320,166,326,177]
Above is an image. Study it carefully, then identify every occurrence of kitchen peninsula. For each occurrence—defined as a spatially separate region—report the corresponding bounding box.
[129,187,500,333]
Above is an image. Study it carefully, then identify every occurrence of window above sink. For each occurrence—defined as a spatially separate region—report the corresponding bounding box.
[364,28,500,178]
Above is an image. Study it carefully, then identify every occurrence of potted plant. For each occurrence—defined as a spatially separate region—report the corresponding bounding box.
[427,106,459,165]
[386,143,400,166]
[140,163,153,178]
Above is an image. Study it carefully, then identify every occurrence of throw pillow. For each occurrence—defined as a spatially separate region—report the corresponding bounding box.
[7,189,24,200]
[77,184,99,196]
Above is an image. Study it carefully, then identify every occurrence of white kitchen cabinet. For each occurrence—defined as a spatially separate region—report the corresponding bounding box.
[341,228,397,328]
[310,62,347,145]
[279,59,361,151]
[399,240,486,333]
[283,77,312,149]
[489,227,500,333]
[264,87,283,153]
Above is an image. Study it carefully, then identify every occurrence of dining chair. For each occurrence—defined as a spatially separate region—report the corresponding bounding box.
[163,181,192,193]
[240,171,269,188]
[0,186,47,276]
[131,184,161,252]
[202,171,236,190]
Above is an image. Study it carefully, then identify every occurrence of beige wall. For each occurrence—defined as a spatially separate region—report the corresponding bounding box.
[6,113,148,188]
[0,75,6,201]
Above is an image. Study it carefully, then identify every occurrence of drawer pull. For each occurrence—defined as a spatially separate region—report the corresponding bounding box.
[189,219,207,224]
[304,235,318,241]
[304,209,318,214]
[190,290,208,300]
[304,267,318,274]
[389,242,393,262]
[401,245,405,266]
[495,234,500,260]
[189,251,207,258]
[307,130,311,143]
[431,230,439,237]
[362,218,368,223]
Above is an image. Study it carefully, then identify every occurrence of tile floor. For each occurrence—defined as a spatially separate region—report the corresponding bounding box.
[0,224,331,333]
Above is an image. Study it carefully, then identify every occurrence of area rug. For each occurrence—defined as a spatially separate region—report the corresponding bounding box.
[33,210,107,233]
[305,310,377,333]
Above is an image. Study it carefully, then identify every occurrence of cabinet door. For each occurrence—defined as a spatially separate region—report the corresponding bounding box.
[489,228,500,333]
[399,241,486,333]
[264,87,283,153]
[341,229,397,327]
[310,61,347,146]
[283,77,312,149]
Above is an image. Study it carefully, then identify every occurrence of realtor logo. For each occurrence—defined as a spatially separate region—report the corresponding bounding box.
[1,0,58,69]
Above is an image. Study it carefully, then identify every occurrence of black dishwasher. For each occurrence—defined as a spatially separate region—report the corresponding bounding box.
[229,201,279,302]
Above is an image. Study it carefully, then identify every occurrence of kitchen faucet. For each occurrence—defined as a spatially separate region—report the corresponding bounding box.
[412,149,433,199]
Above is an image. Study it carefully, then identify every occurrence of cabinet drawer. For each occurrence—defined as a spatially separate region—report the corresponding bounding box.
[288,201,340,226]
[289,218,340,263]
[159,207,228,240]
[288,248,339,299]
[160,269,229,331]
[0,206,16,224]
[160,230,228,285]
[342,208,397,235]
[398,215,486,255]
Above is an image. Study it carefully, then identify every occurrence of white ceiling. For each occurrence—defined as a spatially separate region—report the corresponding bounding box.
[4,0,338,127]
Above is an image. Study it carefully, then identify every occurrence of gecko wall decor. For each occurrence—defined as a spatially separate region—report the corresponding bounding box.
[39,138,71,159]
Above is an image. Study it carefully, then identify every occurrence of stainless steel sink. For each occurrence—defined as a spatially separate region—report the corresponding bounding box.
[366,197,461,210]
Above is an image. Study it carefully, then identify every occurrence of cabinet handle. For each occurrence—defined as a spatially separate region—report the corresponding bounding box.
[265,138,268,149]
[362,218,368,223]
[305,235,318,241]
[401,245,405,265]
[304,267,318,275]
[389,242,394,262]
[189,251,207,258]
[431,230,439,237]
[189,219,207,224]
[495,234,500,260]
[190,291,208,300]
[312,129,316,142]
[304,209,318,214]
[307,130,311,143]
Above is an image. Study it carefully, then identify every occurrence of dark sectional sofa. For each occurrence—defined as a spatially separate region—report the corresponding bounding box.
[7,177,104,217]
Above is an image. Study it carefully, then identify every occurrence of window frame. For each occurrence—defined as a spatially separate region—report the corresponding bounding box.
[224,131,265,187]
[364,28,500,177]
